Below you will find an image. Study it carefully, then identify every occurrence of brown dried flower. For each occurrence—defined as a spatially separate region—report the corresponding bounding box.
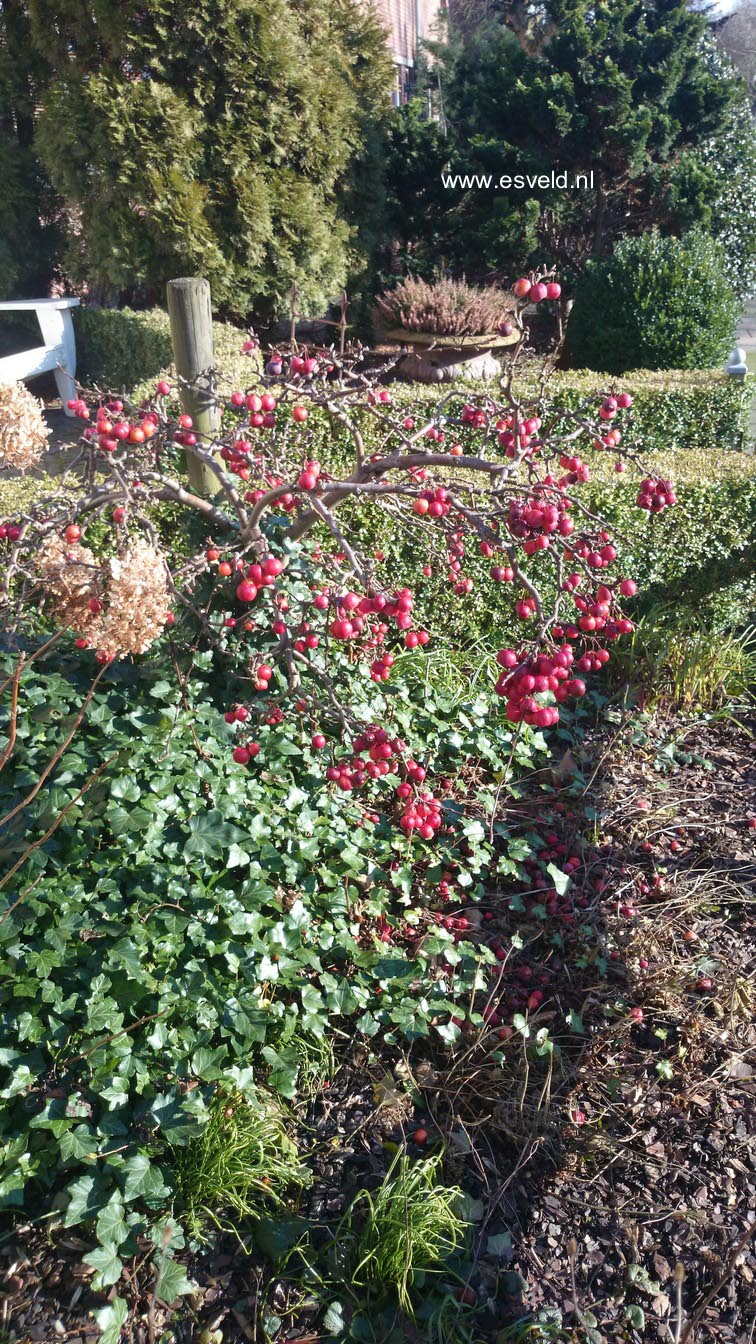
[37,534,170,657]
[0,382,50,471]
[36,534,104,636]
[99,537,171,656]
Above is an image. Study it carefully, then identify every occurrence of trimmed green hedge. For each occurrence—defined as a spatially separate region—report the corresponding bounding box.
[332,451,756,648]
[350,371,752,455]
[291,390,756,644]
[565,231,739,374]
[74,305,259,398]
[71,309,754,454]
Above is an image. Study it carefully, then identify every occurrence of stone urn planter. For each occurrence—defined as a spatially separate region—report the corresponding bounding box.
[384,328,520,383]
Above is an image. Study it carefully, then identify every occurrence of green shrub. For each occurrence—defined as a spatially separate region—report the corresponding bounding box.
[74,307,174,391]
[29,0,391,320]
[74,305,259,398]
[566,231,739,374]
[262,381,756,646]
[331,451,756,650]
[313,372,753,456]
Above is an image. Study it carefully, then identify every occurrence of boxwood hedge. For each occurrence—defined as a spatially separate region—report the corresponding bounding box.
[74,306,258,398]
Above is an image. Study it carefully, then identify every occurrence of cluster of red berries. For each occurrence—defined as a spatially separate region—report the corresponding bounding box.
[558,453,591,484]
[66,397,91,419]
[412,487,451,518]
[497,414,542,456]
[232,740,261,765]
[594,428,622,451]
[370,651,395,682]
[229,390,278,429]
[598,392,633,420]
[636,477,677,512]
[572,581,628,632]
[230,554,285,603]
[513,277,562,301]
[494,644,586,726]
[564,535,616,570]
[461,404,488,430]
[0,523,22,542]
[70,395,164,453]
[506,494,574,550]
[252,662,273,692]
[220,439,260,477]
[289,354,320,377]
[225,704,250,724]
[397,791,443,838]
[298,459,322,491]
[244,472,300,513]
[325,725,404,791]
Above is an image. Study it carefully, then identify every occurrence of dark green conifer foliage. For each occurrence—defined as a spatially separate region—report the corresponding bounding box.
[29,0,391,318]
[410,1,747,280]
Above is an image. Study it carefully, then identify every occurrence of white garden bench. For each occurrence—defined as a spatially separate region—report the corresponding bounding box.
[0,297,80,416]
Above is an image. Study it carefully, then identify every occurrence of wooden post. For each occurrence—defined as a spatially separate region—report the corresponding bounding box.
[166,277,220,497]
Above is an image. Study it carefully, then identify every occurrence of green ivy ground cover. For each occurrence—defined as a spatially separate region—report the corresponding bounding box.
[0,640,555,1290]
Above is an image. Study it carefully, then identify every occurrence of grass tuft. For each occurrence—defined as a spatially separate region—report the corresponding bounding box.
[172,1090,310,1241]
[608,605,756,712]
[340,1152,467,1314]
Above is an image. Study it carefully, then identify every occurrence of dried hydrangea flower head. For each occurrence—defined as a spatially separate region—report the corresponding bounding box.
[100,537,171,656]
[0,381,50,471]
[37,534,104,636]
[37,534,170,657]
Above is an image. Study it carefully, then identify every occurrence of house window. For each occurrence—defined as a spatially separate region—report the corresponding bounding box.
[392,61,414,106]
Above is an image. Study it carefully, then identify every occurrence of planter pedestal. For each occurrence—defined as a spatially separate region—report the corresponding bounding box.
[398,348,503,383]
[383,328,519,384]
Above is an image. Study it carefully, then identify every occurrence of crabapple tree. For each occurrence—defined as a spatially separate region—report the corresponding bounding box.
[0,273,674,842]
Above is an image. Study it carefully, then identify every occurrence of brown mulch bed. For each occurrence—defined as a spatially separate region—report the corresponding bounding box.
[1,711,754,1344]
[496,711,756,1342]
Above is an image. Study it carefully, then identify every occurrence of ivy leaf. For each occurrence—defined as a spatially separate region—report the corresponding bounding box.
[323,1300,346,1334]
[122,1154,170,1205]
[154,1255,194,1304]
[83,1243,123,1288]
[547,862,571,895]
[96,1191,129,1249]
[64,1173,103,1228]
[94,1296,128,1344]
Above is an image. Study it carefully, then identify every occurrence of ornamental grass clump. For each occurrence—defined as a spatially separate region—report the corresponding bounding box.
[173,1091,310,1241]
[0,381,50,471]
[374,276,511,337]
[341,1153,467,1313]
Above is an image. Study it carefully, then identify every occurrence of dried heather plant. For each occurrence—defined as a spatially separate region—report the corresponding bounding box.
[0,382,50,471]
[373,277,512,338]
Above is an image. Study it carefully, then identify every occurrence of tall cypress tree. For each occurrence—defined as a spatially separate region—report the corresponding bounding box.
[29,0,392,317]
[433,0,742,277]
[0,0,62,295]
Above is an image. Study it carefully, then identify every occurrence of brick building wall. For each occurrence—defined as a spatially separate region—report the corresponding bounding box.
[366,0,447,103]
